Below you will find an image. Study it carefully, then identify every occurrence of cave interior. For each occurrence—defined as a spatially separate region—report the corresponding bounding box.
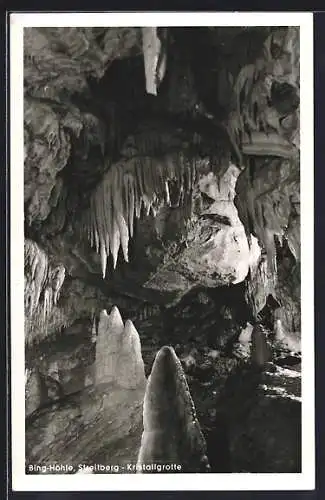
[24,26,301,474]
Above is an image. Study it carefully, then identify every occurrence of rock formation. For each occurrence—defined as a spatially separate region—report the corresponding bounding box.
[137,346,210,473]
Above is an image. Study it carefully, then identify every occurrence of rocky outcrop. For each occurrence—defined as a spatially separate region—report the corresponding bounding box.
[137,346,210,473]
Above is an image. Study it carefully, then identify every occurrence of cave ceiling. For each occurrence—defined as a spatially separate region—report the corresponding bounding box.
[23,26,300,343]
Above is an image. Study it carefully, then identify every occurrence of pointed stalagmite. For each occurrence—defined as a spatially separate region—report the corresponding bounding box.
[95,307,124,385]
[251,324,273,368]
[137,346,210,473]
[115,319,146,389]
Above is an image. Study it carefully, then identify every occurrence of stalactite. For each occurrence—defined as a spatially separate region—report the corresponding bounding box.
[91,313,97,343]
[25,240,48,316]
[24,239,66,343]
[83,150,198,278]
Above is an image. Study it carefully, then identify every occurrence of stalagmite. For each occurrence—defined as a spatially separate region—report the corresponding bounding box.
[137,346,210,473]
[251,324,273,368]
[115,319,146,389]
[95,306,124,385]
[94,306,146,390]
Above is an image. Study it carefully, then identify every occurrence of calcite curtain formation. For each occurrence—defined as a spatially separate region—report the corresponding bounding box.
[82,150,197,278]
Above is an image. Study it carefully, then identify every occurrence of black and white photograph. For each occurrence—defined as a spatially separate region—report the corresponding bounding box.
[10,12,314,492]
